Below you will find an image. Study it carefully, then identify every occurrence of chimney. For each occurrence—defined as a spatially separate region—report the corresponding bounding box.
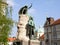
[47,17,54,25]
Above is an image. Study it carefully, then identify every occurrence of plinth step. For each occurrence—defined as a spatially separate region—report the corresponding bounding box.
[23,40,40,45]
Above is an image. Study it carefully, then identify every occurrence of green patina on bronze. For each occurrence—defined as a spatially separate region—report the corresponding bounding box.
[28,16,35,27]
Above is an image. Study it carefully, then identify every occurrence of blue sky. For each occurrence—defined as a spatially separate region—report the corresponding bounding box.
[7,0,60,37]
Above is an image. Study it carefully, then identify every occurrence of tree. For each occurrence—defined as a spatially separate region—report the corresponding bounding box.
[0,0,13,45]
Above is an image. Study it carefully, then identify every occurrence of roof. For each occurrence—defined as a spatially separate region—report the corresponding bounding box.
[44,18,60,27]
[52,19,60,25]
[40,34,44,40]
[8,37,16,42]
[44,17,54,27]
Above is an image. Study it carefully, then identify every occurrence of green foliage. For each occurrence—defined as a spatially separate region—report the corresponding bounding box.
[0,0,13,45]
[0,15,13,41]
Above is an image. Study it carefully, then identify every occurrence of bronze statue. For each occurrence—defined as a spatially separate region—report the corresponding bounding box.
[19,4,32,14]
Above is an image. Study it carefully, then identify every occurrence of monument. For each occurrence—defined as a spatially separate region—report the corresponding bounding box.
[15,5,35,45]
[17,5,30,42]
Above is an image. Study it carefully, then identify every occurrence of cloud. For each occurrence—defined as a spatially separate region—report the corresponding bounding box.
[38,27,44,33]
[7,0,15,6]
[28,8,36,14]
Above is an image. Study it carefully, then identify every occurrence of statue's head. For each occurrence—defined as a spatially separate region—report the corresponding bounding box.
[19,6,28,14]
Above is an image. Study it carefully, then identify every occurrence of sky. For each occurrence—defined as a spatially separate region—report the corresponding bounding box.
[7,0,60,37]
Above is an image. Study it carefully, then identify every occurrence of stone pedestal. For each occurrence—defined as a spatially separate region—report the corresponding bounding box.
[17,14,29,41]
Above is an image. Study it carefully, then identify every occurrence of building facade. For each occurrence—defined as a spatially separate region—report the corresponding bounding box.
[44,17,60,45]
[0,0,8,15]
[51,19,60,45]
